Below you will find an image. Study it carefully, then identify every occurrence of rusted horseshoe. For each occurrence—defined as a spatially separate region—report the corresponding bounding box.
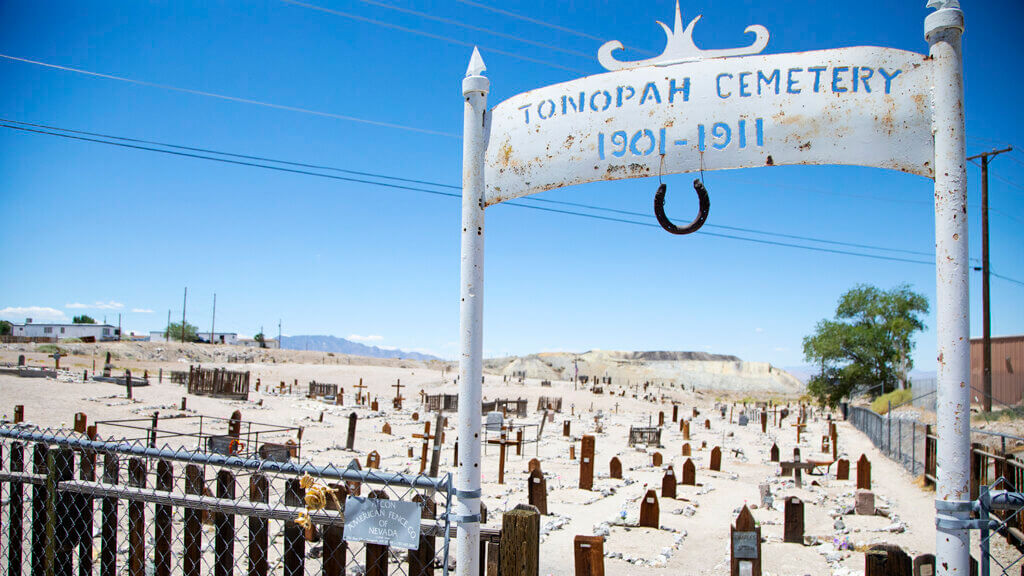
[654,179,710,235]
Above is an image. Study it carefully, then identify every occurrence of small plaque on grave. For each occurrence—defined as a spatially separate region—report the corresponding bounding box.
[738,415,749,426]
[343,496,421,550]
[732,532,758,559]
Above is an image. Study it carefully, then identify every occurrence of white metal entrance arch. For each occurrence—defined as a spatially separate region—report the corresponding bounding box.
[455,2,969,574]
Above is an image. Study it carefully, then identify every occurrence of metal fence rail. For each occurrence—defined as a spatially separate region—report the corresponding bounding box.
[0,425,453,576]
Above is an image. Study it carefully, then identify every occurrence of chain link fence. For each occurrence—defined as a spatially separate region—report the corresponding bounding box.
[847,405,928,476]
[0,425,452,576]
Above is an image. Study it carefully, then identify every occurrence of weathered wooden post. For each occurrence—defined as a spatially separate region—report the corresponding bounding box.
[408,494,435,576]
[682,443,691,456]
[730,505,761,576]
[363,491,390,576]
[579,435,595,490]
[499,505,540,576]
[346,412,358,450]
[865,544,912,576]
[563,420,571,437]
[710,446,722,471]
[770,443,779,462]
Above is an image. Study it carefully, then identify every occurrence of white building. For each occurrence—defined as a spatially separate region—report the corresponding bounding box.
[238,337,280,349]
[149,331,239,345]
[12,319,118,341]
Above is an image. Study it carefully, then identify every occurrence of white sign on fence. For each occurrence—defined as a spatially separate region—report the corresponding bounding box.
[343,496,421,550]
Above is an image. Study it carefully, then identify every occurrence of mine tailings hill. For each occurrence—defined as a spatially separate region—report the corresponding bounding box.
[483,350,803,394]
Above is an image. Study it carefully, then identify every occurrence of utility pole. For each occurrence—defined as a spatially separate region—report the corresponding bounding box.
[968,146,1012,412]
[166,309,171,340]
[278,319,282,350]
[210,293,217,344]
[117,313,122,341]
[181,287,188,344]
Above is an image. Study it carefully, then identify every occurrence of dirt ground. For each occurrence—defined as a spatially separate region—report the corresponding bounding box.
[0,344,1015,575]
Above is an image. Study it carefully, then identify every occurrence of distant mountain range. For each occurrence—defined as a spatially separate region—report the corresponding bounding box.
[280,335,440,361]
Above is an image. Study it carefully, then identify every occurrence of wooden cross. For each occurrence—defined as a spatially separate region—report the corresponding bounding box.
[486,429,521,484]
[353,380,368,405]
[392,380,405,409]
[779,458,815,488]
[411,422,436,474]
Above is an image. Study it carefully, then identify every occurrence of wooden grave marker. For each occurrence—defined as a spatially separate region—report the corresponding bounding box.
[672,404,679,423]
[573,535,605,576]
[770,443,779,462]
[74,412,87,433]
[382,422,392,435]
[682,458,696,486]
[392,380,404,410]
[730,505,761,576]
[412,422,437,475]
[487,430,520,484]
[639,490,659,529]
[682,443,691,456]
[661,466,677,499]
[783,496,804,544]
[710,446,722,471]
[609,457,622,479]
[366,451,380,470]
[837,459,850,480]
[528,458,541,474]
[651,452,663,467]
[352,379,367,405]
[857,454,871,489]
[705,419,711,430]
[579,435,595,491]
[658,411,665,427]
[528,468,548,515]
[563,420,571,437]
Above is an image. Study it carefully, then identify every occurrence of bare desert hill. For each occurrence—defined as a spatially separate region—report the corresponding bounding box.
[484,349,804,394]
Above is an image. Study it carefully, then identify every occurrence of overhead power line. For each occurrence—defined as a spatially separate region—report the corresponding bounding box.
[352,0,593,59]
[0,53,460,138]
[4,117,940,261]
[5,119,1022,280]
[279,0,587,74]
[454,0,656,56]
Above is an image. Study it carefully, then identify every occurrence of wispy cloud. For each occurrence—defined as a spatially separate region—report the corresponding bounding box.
[773,347,788,352]
[131,308,154,314]
[348,334,383,342]
[755,327,764,333]
[66,301,124,310]
[0,306,67,321]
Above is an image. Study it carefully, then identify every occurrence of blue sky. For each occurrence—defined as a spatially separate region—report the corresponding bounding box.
[1,0,1021,369]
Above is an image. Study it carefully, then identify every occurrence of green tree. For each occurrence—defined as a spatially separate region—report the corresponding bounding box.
[73,315,97,324]
[254,332,267,348]
[166,321,199,342]
[0,320,11,336]
[803,284,929,408]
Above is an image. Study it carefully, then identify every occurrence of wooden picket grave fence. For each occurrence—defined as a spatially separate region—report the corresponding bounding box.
[186,365,250,400]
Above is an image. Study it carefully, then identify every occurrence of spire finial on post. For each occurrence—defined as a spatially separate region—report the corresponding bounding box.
[466,47,486,78]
